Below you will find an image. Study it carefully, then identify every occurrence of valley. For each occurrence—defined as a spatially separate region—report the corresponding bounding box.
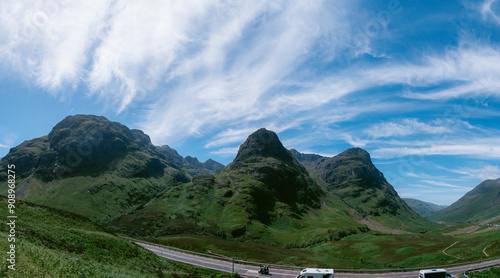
[0,115,499,276]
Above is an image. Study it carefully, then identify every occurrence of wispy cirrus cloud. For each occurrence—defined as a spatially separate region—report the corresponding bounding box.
[205,128,258,148]
[363,118,473,139]
[140,1,357,145]
[371,138,500,159]
[0,0,111,93]
[480,0,500,24]
[422,180,473,190]
[441,164,500,181]
[2,0,499,151]
[209,147,240,157]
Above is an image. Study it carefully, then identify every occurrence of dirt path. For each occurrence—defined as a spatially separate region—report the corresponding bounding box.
[480,215,500,225]
[443,241,461,259]
[473,225,500,234]
[359,217,407,235]
[483,245,490,257]
[445,225,480,235]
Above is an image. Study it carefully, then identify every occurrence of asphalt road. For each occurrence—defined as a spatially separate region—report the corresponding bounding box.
[134,241,500,278]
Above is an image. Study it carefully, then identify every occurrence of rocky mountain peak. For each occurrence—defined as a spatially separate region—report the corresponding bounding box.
[2,114,166,180]
[316,147,385,189]
[48,114,151,152]
[233,128,293,165]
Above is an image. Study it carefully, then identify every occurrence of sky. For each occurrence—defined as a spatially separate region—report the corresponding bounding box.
[1,0,500,205]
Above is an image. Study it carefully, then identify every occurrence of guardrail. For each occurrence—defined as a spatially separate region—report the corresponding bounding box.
[121,236,500,274]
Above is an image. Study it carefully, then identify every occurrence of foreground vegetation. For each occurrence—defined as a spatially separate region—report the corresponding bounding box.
[468,267,500,278]
[0,196,234,277]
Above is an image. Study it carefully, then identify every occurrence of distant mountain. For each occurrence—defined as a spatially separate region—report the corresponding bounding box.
[403,198,447,218]
[157,145,224,177]
[293,148,430,231]
[430,178,500,223]
[0,115,221,223]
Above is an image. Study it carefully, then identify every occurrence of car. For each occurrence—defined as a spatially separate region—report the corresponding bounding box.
[419,269,453,278]
[296,268,334,278]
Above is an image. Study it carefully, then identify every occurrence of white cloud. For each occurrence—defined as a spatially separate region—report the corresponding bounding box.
[422,180,470,189]
[0,1,112,92]
[445,165,500,181]
[371,140,500,159]
[341,134,370,148]
[408,184,433,189]
[400,45,500,100]
[139,1,356,145]
[205,128,258,148]
[364,118,459,139]
[210,147,239,157]
[480,0,500,24]
[1,1,500,156]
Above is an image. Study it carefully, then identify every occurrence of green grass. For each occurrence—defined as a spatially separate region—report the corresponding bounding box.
[468,267,500,278]
[0,196,237,277]
[450,229,500,259]
[134,225,500,270]
[1,173,175,224]
[108,181,368,246]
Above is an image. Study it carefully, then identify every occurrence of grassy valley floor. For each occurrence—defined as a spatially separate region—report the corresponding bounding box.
[136,226,500,270]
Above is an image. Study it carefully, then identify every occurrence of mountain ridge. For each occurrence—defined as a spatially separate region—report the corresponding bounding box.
[430,178,500,223]
[109,128,434,242]
[292,148,430,231]
[403,198,447,218]
[1,116,434,238]
[109,128,334,240]
[0,115,222,223]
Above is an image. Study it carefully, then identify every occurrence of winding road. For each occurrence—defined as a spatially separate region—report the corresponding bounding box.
[130,239,500,278]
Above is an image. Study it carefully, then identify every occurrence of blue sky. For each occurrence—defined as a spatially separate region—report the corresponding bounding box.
[1,0,500,205]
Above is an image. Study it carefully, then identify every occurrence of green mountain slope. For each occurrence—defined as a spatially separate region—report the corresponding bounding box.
[292,148,432,232]
[0,115,221,224]
[403,198,447,218]
[108,129,367,245]
[0,196,231,277]
[430,178,500,223]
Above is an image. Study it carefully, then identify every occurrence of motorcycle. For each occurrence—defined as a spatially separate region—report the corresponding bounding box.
[258,266,270,275]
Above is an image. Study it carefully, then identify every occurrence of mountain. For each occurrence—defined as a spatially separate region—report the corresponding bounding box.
[1,116,432,244]
[403,198,447,218]
[430,178,500,223]
[109,128,434,245]
[108,128,366,243]
[157,145,224,177]
[220,128,325,222]
[292,148,430,231]
[0,196,231,277]
[0,115,175,180]
[0,115,221,224]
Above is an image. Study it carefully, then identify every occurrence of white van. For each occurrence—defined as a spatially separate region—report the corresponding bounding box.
[296,268,334,278]
[419,269,453,278]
